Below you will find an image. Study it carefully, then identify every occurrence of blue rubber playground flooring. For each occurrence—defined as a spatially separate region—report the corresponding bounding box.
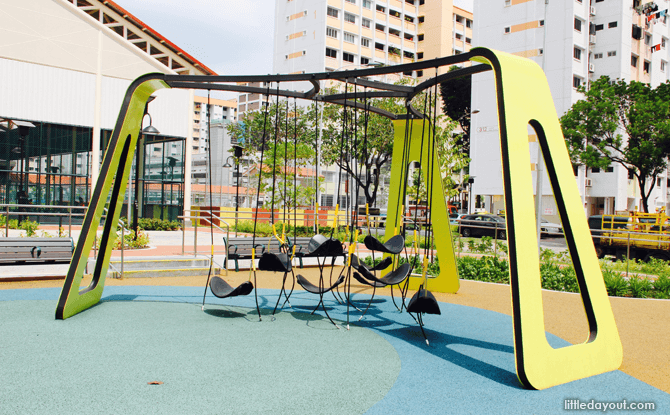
[1,286,668,414]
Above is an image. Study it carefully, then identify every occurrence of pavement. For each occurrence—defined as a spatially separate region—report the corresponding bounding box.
[1,226,669,413]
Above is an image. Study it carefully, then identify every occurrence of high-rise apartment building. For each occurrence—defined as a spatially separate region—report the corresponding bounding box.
[272,0,473,77]
[470,0,670,218]
[192,96,237,153]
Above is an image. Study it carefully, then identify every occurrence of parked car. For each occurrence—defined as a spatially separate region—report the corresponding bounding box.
[449,212,467,225]
[458,214,507,239]
[540,218,563,237]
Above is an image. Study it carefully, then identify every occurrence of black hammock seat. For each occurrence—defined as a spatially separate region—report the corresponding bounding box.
[295,234,347,328]
[257,248,296,317]
[407,287,441,345]
[363,234,405,255]
[209,277,255,299]
[350,253,412,320]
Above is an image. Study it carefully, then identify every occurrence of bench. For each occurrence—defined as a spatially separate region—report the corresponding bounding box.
[223,236,345,272]
[0,237,74,264]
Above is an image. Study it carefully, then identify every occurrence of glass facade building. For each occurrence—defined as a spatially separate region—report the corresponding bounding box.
[0,119,185,223]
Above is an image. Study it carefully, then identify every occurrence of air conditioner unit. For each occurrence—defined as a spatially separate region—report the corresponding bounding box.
[585,178,593,187]
[589,63,595,72]
[589,34,597,44]
[590,6,596,16]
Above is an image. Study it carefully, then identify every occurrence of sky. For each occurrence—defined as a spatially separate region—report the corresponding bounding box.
[114,0,277,77]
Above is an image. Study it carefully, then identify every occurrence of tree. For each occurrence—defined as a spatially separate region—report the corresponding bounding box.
[560,77,670,212]
[227,102,322,212]
[440,65,473,155]
[319,81,462,208]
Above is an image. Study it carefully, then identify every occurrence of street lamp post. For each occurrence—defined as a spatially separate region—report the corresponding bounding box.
[134,96,159,238]
[468,176,475,214]
[223,145,243,236]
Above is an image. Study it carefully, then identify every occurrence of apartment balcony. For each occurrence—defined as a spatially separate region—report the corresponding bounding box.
[388,34,402,47]
[376,11,387,21]
[390,0,402,8]
[404,21,416,32]
[389,15,402,28]
[375,49,386,60]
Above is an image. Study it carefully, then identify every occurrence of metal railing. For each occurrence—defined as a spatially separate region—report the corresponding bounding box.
[1,203,87,237]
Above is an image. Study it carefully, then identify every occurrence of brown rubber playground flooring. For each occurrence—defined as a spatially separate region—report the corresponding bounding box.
[3,267,669,394]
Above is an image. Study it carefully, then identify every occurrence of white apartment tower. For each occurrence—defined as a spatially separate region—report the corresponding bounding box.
[471,0,670,219]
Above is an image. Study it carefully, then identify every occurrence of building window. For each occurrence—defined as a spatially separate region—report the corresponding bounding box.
[361,37,370,47]
[344,32,356,43]
[465,37,472,44]
[573,76,582,88]
[645,34,652,45]
[504,26,510,34]
[418,34,424,41]
[417,70,424,77]
[326,27,338,38]
[594,52,603,59]
[345,0,356,4]
[595,24,604,31]
[455,33,463,40]
[505,0,511,6]
[344,12,356,24]
[607,50,616,57]
[376,4,386,12]
[573,46,582,60]
[327,7,339,18]
[631,54,638,67]
[326,48,337,58]
[418,52,424,59]
[418,16,425,23]
[608,21,617,28]
[663,37,667,49]
[662,61,667,72]
[466,19,472,28]
[591,167,600,173]
[538,48,544,55]
[539,20,545,27]
[644,60,650,73]
[606,166,614,173]
[343,52,355,63]
[361,57,370,65]
[376,24,386,32]
[362,18,371,28]
[363,0,372,9]
[455,15,464,24]
[574,17,582,32]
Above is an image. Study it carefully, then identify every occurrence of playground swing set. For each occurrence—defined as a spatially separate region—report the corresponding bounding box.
[55,48,622,390]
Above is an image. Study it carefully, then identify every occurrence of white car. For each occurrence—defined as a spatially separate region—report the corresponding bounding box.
[540,218,563,237]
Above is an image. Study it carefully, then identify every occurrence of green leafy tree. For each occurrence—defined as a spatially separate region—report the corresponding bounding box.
[440,65,473,155]
[227,102,322,212]
[320,81,462,208]
[560,77,670,212]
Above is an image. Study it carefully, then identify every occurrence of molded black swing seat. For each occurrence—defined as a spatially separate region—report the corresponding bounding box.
[210,277,254,299]
[364,234,405,255]
[350,254,392,273]
[258,252,292,272]
[303,234,344,257]
[353,271,386,288]
[296,273,345,294]
[407,289,441,315]
[355,262,412,287]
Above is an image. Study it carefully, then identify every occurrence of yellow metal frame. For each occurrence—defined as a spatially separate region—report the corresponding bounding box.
[56,48,622,390]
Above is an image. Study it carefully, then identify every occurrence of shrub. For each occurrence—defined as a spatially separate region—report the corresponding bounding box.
[602,266,630,297]
[652,274,670,299]
[628,276,653,298]
[137,218,181,231]
[19,219,39,237]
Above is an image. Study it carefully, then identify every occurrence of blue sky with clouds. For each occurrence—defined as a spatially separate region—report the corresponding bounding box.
[115,0,276,76]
